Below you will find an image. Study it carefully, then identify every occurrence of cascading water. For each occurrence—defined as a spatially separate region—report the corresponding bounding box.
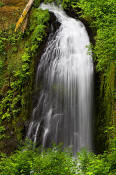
[27,4,93,154]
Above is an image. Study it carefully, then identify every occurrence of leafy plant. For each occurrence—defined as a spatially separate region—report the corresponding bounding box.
[0,2,4,7]
[0,142,116,175]
[0,7,50,149]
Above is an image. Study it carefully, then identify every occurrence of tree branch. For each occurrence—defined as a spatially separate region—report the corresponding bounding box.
[15,0,34,32]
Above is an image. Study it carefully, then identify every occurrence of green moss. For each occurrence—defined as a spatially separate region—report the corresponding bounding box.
[0,2,4,7]
[95,62,116,152]
[0,6,50,153]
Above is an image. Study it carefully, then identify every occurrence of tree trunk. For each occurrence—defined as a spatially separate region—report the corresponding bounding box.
[15,0,34,32]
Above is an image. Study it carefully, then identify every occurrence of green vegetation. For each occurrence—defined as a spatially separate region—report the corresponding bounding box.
[0,140,116,175]
[0,2,4,7]
[0,6,50,152]
[0,143,76,175]
[70,0,116,72]
[44,0,62,5]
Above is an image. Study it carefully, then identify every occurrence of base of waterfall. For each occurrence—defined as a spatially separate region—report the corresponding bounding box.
[0,141,116,175]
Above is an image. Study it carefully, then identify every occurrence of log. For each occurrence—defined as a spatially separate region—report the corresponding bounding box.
[15,0,34,32]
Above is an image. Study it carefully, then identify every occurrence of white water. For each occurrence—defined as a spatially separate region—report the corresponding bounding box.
[27,4,93,153]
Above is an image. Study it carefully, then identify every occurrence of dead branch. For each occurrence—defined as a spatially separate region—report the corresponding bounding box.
[15,0,34,32]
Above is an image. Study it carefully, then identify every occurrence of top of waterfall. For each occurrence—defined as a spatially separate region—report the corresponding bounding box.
[40,3,69,23]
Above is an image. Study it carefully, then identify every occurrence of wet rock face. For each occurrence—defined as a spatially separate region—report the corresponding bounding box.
[50,12,61,32]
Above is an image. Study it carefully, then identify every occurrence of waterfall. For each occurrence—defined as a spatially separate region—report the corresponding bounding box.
[27,4,93,153]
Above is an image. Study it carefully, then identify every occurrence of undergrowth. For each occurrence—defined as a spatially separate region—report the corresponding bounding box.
[0,139,116,175]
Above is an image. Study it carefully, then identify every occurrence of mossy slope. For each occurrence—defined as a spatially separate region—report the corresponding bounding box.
[0,2,50,154]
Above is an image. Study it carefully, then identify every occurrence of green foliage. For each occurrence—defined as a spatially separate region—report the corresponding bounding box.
[44,0,56,3]
[0,126,5,140]
[0,35,5,54]
[33,0,42,8]
[0,31,6,87]
[77,144,116,175]
[0,62,4,89]
[43,0,62,6]
[0,2,4,7]
[0,145,76,175]
[62,0,74,10]
[0,142,116,175]
[71,0,116,72]
[0,7,50,150]
[0,8,50,120]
